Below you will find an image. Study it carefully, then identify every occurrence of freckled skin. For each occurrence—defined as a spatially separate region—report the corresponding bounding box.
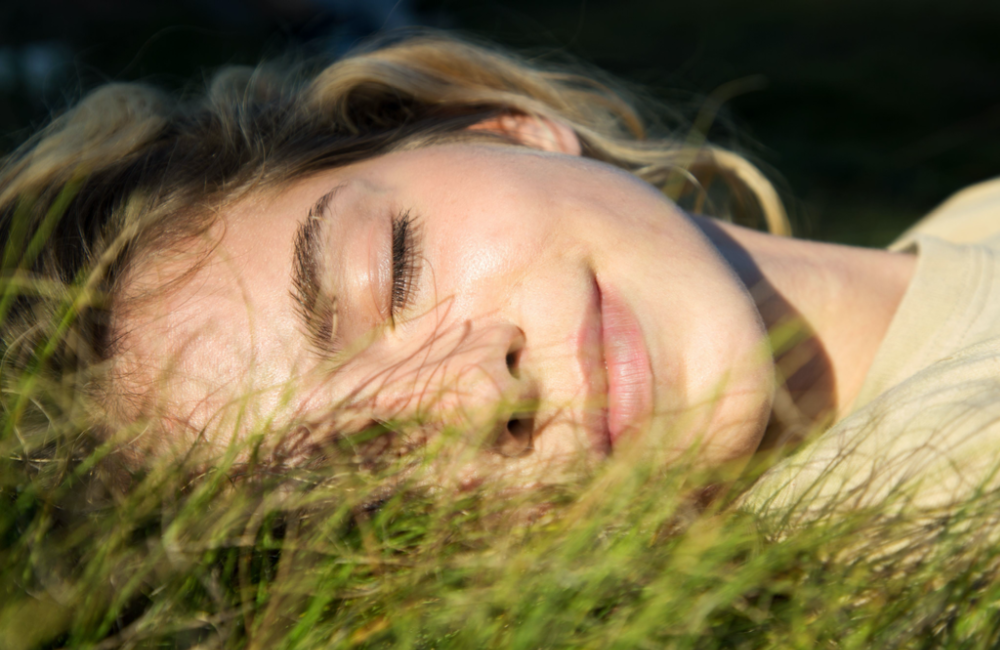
[121,141,775,479]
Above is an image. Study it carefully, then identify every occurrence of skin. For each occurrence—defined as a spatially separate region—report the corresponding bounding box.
[119,117,915,484]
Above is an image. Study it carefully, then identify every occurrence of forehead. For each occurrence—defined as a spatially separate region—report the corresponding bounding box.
[119,171,346,432]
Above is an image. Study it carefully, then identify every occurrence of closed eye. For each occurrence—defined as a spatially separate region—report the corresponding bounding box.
[390,210,422,324]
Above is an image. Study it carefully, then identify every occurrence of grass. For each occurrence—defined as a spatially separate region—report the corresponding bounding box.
[1,160,998,650]
[2,200,999,649]
[5,394,1000,650]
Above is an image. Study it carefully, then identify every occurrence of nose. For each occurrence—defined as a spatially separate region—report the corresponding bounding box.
[377,320,538,458]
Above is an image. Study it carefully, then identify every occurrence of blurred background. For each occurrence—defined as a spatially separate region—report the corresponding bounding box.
[2,0,999,246]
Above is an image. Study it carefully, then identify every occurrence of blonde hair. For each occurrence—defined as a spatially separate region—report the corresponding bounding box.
[0,33,787,457]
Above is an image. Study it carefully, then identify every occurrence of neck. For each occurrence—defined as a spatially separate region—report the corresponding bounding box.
[694,217,916,448]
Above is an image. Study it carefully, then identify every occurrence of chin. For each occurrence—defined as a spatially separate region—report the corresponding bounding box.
[645,356,775,475]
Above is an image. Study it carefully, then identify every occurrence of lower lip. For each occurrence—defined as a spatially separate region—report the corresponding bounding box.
[599,283,654,446]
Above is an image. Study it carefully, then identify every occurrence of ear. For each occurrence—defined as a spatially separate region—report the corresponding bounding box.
[468,113,582,156]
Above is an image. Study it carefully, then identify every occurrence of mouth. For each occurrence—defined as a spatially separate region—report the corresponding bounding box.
[596,279,654,447]
[579,276,654,451]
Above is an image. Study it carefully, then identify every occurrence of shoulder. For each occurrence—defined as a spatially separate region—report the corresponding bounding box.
[891,177,1000,251]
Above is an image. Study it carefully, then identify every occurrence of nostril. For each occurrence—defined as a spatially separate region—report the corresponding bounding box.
[505,350,519,376]
[505,333,525,379]
[495,416,534,457]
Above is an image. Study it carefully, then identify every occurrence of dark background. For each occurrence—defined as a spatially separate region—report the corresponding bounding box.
[2,0,999,246]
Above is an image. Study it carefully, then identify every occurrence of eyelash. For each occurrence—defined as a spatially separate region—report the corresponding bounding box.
[390,210,421,322]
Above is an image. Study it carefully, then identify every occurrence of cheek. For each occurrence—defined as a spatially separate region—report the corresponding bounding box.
[427,206,551,307]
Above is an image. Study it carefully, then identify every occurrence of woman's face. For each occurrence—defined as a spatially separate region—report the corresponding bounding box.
[124,137,774,480]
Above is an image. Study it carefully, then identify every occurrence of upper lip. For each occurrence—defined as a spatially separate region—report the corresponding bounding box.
[578,274,611,454]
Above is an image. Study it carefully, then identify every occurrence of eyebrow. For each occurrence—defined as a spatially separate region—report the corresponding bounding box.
[291,185,343,357]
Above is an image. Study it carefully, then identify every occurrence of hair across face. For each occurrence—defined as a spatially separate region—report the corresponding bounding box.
[118,139,775,483]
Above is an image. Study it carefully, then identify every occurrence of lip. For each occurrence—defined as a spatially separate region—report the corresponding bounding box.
[596,280,654,447]
[578,277,654,451]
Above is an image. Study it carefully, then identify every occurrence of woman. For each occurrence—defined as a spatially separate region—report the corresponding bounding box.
[1,33,996,516]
